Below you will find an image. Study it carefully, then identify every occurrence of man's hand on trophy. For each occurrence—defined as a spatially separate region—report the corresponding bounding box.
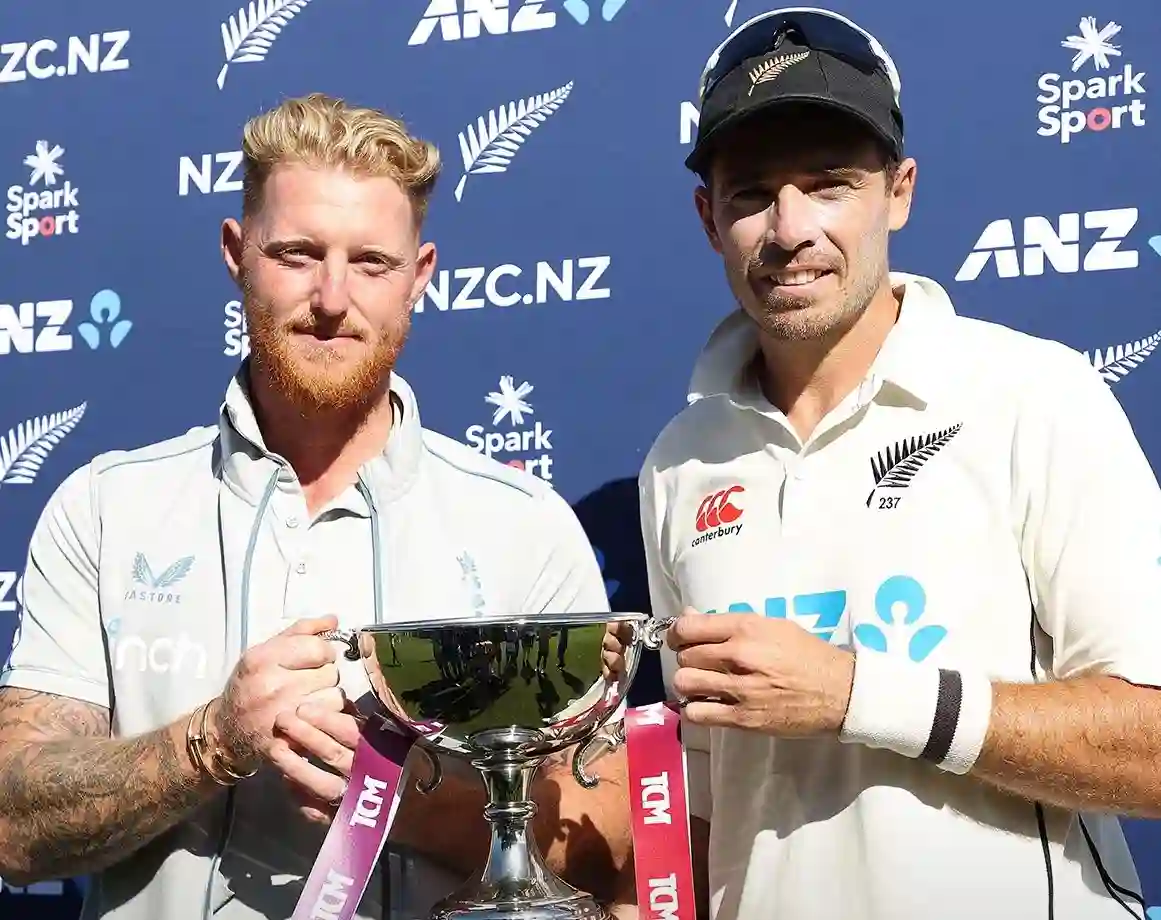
[601,620,633,682]
[207,615,344,782]
[667,609,855,737]
[271,691,362,825]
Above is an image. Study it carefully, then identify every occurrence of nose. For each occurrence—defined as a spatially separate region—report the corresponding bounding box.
[312,256,349,317]
[765,185,820,253]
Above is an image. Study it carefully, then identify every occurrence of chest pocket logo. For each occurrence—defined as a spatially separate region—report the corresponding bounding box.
[867,423,963,510]
[125,553,194,605]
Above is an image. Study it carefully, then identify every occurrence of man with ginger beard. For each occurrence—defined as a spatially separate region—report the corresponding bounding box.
[0,93,629,920]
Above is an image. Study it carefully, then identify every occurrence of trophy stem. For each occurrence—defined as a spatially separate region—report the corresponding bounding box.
[430,755,606,920]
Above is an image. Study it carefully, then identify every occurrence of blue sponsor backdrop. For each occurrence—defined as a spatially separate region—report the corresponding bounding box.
[0,0,1158,915]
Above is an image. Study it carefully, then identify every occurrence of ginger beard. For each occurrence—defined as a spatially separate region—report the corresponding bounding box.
[241,273,409,413]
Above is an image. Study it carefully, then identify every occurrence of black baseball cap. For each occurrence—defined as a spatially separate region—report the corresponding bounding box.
[686,7,905,175]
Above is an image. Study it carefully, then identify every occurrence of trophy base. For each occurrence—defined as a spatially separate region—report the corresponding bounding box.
[430,891,609,920]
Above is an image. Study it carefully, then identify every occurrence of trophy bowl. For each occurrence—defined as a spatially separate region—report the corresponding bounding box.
[328,611,667,920]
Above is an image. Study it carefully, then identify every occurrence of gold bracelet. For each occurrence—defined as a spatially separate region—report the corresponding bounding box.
[199,701,258,783]
[186,701,257,786]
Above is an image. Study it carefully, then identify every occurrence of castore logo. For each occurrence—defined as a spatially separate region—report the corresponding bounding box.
[125,553,195,605]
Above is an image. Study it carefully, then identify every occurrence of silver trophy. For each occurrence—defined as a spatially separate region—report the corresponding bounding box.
[327,611,669,920]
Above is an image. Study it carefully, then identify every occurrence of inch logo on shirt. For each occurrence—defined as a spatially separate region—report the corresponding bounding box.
[706,575,945,662]
[867,423,962,509]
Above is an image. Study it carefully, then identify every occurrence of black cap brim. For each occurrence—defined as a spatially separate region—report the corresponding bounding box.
[685,93,903,175]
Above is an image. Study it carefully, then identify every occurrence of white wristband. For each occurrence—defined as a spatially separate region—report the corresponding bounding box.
[839,652,992,775]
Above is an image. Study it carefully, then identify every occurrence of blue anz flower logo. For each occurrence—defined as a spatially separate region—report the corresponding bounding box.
[852,575,946,663]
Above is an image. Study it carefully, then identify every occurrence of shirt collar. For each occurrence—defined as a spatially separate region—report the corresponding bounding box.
[686,271,958,411]
[217,363,425,508]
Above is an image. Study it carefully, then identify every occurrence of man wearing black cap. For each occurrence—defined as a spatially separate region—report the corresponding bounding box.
[613,7,1161,920]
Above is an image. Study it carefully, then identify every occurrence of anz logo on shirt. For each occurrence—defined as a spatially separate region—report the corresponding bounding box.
[705,575,947,663]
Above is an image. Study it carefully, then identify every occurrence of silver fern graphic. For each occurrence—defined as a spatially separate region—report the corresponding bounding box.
[867,423,962,507]
[217,0,313,90]
[0,404,87,488]
[1084,332,1161,384]
[749,51,810,95]
[455,82,574,202]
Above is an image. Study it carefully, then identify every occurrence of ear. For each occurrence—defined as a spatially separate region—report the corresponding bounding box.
[408,241,437,311]
[694,185,725,254]
[887,157,917,232]
[221,218,245,287]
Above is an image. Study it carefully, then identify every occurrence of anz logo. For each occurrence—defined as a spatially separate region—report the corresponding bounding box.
[707,575,945,663]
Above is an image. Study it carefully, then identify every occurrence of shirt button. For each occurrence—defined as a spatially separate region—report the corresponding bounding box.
[286,516,300,529]
[295,562,307,575]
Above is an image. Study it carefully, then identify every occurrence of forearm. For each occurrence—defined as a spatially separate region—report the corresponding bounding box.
[391,745,633,901]
[0,696,223,883]
[970,675,1161,816]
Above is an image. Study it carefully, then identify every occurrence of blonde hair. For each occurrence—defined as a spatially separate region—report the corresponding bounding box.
[240,92,441,222]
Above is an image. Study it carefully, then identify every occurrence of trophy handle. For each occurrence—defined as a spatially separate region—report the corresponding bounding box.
[640,615,676,651]
[572,720,626,789]
[320,628,361,661]
[415,746,443,794]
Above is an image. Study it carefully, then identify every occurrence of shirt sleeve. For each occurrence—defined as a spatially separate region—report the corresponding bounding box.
[518,486,612,617]
[1017,347,1161,687]
[640,463,712,822]
[1,464,111,708]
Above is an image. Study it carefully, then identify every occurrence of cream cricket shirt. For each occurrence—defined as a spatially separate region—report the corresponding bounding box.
[1,369,610,920]
[641,272,1161,920]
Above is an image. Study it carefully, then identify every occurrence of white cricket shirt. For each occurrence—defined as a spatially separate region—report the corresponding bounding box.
[641,272,1161,920]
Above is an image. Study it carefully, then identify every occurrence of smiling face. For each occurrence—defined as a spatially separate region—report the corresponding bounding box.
[230,162,435,412]
[695,105,916,342]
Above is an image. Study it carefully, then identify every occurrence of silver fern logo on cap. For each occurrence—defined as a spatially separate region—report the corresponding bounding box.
[748,50,810,96]
[454,82,574,202]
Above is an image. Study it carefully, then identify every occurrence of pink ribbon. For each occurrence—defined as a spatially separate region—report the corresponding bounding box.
[291,701,694,920]
[290,721,414,920]
[625,702,696,920]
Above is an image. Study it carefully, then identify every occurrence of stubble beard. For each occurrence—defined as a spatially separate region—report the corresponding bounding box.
[745,257,885,343]
[243,280,408,415]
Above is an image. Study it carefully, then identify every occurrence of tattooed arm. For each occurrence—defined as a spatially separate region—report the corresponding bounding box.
[0,688,226,885]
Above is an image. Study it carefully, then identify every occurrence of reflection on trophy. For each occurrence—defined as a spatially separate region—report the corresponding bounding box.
[331,612,668,920]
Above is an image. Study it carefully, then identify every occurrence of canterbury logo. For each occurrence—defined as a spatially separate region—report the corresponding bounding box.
[695,486,744,532]
[0,404,86,490]
[749,50,810,95]
[867,424,962,508]
[1084,330,1161,384]
[455,82,573,201]
[217,0,314,90]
